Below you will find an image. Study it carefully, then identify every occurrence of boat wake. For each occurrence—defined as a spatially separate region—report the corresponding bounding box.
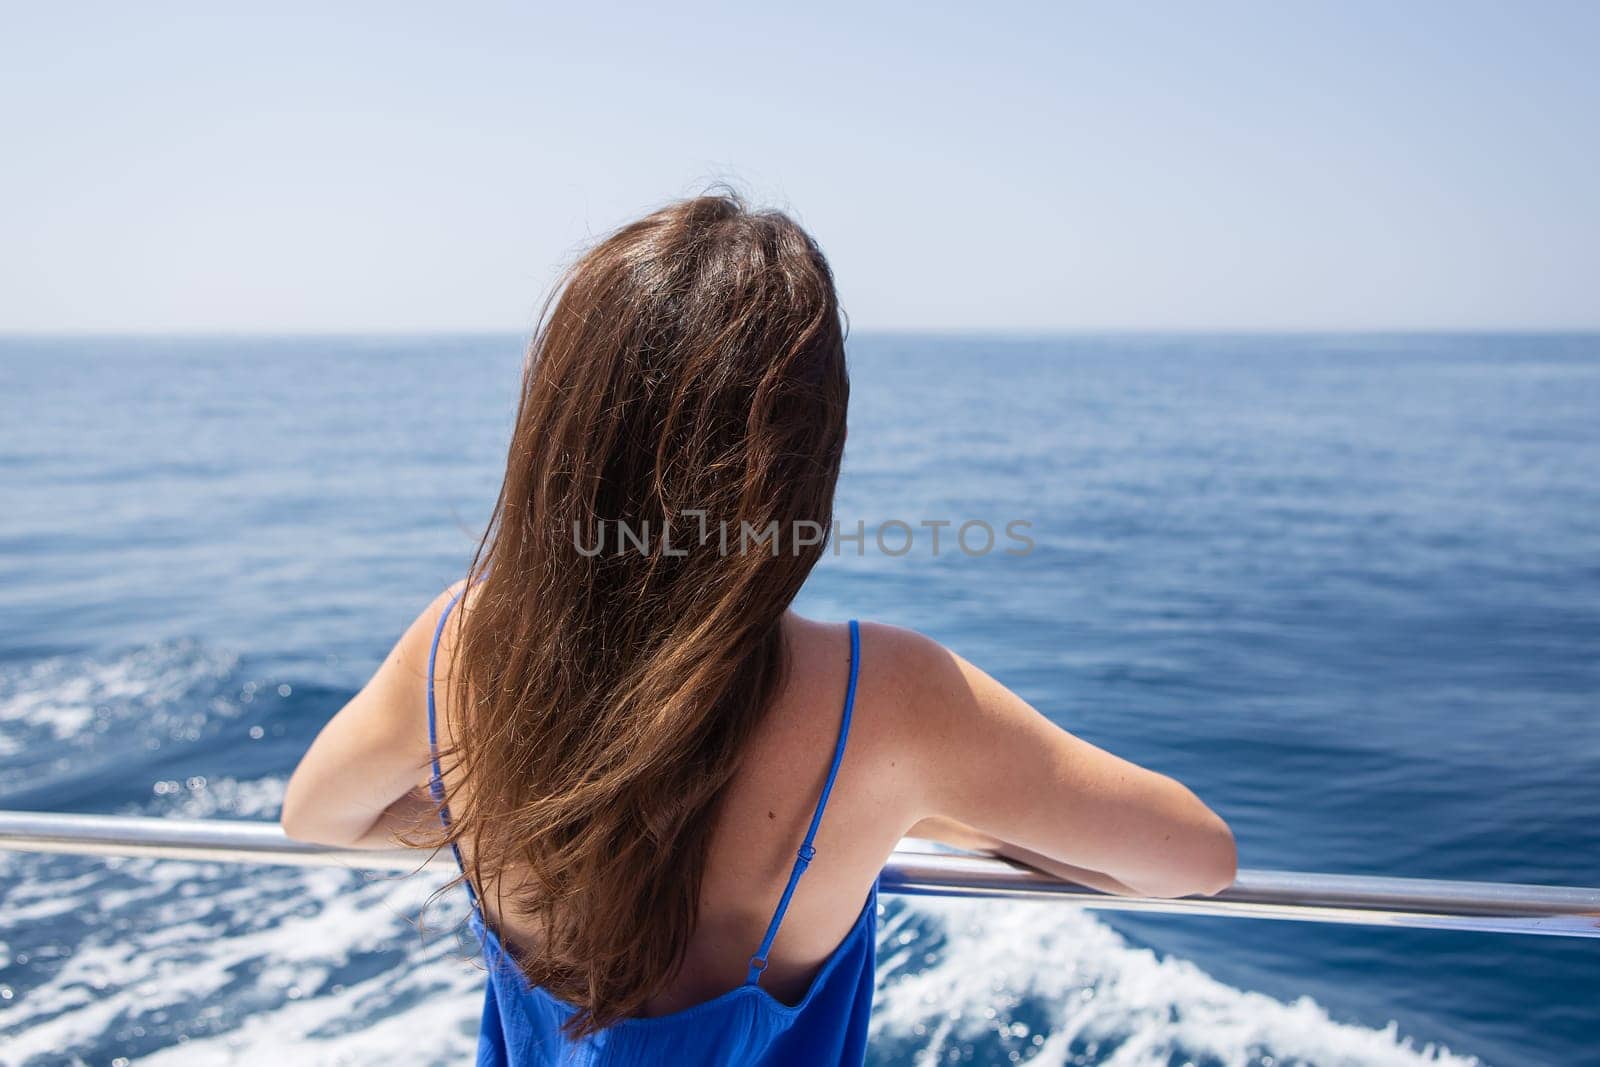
[872,898,1478,1066]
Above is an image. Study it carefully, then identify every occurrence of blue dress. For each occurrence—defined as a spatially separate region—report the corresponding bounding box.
[429,592,876,1066]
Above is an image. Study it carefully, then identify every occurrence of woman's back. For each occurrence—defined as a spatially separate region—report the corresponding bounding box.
[433,596,902,1000]
[431,590,899,1062]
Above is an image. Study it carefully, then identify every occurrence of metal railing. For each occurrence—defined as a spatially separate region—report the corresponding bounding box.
[2,810,1597,939]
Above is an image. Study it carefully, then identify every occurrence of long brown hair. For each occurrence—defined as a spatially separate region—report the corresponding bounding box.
[426,193,848,1036]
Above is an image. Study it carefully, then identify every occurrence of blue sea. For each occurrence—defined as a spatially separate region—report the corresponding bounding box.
[1,333,1596,1066]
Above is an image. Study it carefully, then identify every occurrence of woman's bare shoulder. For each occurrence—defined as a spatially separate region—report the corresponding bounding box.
[781,614,961,804]
[784,613,949,670]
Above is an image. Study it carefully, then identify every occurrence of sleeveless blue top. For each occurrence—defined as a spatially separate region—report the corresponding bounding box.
[428,591,877,1067]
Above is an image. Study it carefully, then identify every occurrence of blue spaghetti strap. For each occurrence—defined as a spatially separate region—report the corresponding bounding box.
[746,619,862,986]
[427,582,477,906]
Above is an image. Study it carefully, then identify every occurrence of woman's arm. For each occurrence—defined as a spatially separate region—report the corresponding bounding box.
[906,814,1143,895]
[281,584,463,848]
[340,786,443,850]
[882,625,1237,899]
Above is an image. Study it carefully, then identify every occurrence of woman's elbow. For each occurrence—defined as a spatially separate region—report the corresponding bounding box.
[1184,825,1241,895]
[1190,820,1238,896]
[279,799,314,843]
[1135,817,1238,899]
[279,786,333,845]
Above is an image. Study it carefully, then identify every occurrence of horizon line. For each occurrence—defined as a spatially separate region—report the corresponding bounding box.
[3,325,1600,341]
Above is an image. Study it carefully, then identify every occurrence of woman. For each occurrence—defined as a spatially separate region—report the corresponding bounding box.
[282,194,1237,1065]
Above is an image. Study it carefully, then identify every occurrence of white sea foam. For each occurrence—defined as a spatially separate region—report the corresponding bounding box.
[870,897,1481,1067]
[0,847,482,1066]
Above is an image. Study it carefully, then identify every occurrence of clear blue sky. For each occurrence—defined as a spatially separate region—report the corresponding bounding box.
[2,2,1596,332]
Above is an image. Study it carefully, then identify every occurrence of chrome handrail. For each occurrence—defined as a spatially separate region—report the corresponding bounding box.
[2,810,1597,938]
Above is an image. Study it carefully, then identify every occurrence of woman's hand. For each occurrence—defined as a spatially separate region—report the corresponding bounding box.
[906,814,1145,896]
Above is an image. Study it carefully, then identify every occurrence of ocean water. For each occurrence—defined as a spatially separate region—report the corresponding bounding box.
[1,333,1597,1067]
